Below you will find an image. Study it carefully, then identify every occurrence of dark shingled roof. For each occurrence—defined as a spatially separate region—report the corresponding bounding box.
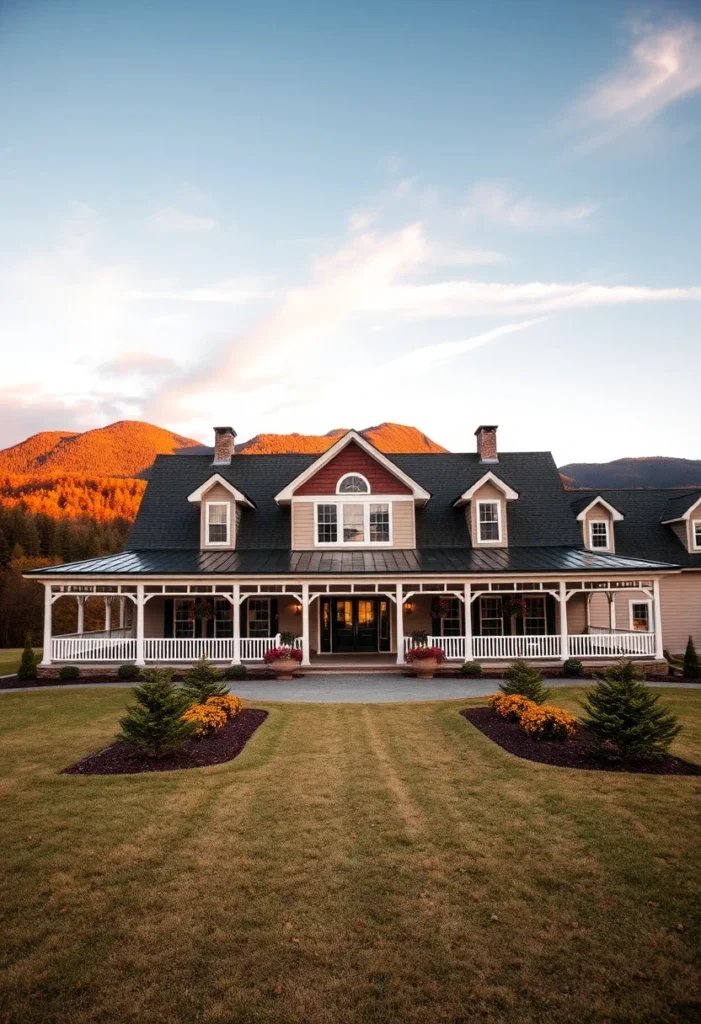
[127,450,585,551]
[574,489,701,570]
[26,449,684,578]
[659,490,701,524]
[27,546,675,576]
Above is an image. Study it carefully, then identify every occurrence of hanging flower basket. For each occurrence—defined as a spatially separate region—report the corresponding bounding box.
[502,595,528,618]
[187,598,214,623]
[431,597,453,619]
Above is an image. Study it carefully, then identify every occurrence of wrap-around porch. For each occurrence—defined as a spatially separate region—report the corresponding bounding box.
[41,575,664,666]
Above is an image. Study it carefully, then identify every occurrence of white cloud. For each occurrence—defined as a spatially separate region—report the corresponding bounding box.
[348,208,380,232]
[145,206,217,235]
[568,19,701,146]
[463,181,598,229]
[381,319,546,373]
[130,276,272,303]
[372,278,701,318]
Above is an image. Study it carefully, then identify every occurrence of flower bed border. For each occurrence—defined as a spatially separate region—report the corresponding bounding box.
[62,709,268,775]
[461,707,701,775]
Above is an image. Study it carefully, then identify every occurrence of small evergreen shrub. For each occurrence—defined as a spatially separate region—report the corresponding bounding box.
[500,660,552,705]
[460,661,482,677]
[117,664,141,680]
[562,657,585,678]
[278,631,298,646]
[59,665,80,681]
[118,669,196,757]
[683,636,701,679]
[181,656,228,703]
[409,630,428,645]
[223,663,248,681]
[581,659,682,762]
[17,633,38,681]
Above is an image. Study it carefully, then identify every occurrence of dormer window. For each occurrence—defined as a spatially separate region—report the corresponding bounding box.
[206,502,230,545]
[590,520,610,550]
[478,501,501,543]
[694,521,701,550]
[337,473,370,494]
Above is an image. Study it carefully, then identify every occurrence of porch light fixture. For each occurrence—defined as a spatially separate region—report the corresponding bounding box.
[291,602,302,615]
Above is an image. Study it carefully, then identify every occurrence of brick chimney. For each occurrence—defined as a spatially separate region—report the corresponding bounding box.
[475,425,498,463]
[213,426,237,465]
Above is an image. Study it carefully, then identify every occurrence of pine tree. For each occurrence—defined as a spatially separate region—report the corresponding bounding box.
[117,669,196,757]
[581,659,681,762]
[500,659,552,704]
[181,656,229,703]
[683,636,701,679]
[17,633,38,681]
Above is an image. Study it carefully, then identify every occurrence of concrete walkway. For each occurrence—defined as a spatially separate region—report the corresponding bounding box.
[2,675,699,702]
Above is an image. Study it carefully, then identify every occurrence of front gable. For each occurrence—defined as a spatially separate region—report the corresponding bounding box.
[294,441,412,495]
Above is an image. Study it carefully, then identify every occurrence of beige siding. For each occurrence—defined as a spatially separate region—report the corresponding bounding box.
[659,572,701,655]
[144,596,164,638]
[581,502,615,552]
[291,499,416,550]
[404,595,434,635]
[566,592,587,634]
[391,500,415,548]
[468,482,508,548]
[671,521,690,550]
[292,501,315,549]
[199,482,236,549]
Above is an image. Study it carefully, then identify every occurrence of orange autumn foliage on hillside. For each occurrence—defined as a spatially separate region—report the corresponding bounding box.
[0,474,146,522]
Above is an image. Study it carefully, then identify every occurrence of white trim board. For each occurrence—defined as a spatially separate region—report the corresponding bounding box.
[187,473,255,507]
[453,471,518,507]
[575,497,624,522]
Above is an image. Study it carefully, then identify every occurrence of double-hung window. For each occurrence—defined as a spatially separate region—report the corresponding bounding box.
[480,597,503,636]
[247,598,271,638]
[315,501,392,545]
[523,596,546,636]
[207,502,230,545]
[590,520,610,550]
[694,521,701,550]
[630,601,651,632]
[477,501,501,543]
[174,599,194,639]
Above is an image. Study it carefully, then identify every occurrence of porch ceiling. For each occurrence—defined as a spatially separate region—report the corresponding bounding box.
[27,546,679,577]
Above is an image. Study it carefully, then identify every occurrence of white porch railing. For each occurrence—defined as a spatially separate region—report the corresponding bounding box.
[570,632,655,658]
[52,636,137,662]
[473,635,562,660]
[404,632,654,661]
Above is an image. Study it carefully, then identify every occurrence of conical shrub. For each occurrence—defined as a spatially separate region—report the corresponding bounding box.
[500,659,551,705]
[118,668,196,757]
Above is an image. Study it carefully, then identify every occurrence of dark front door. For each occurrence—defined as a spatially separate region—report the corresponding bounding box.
[332,598,379,653]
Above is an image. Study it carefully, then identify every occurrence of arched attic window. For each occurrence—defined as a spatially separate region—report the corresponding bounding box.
[337,473,370,494]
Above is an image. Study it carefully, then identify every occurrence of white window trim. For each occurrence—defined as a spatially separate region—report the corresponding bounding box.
[692,519,701,551]
[336,472,371,494]
[313,499,393,547]
[205,501,231,547]
[629,599,652,632]
[589,519,611,552]
[476,499,502,545]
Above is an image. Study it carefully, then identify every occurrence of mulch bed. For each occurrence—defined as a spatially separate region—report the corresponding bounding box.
[461,707,701,775]
[62,709,268,775]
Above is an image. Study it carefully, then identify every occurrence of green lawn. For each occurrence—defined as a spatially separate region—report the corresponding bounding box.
[1,687,700,1024]
[0,648,41,675]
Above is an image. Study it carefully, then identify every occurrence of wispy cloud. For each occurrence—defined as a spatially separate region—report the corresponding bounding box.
[381,319,546,373]
[567,18,701,147]
[462,180,598,229]
[130,276,272,303]
[98,352,179,380]
[145,206,217,235]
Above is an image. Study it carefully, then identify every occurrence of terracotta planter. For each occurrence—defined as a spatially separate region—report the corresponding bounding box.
[269,657,299,680]
[412,657,439,680]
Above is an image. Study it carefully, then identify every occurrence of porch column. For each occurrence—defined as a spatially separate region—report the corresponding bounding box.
[585,592,592,632]
[118,596,126,630]
[463,582,473,662]
[301,583,311,666]
[104,597,112,633]
[653,579,664,661]
[559,581,569,661]
[77,595,86,635]
[232,583,241,664]
[395,582,405,665]
[609,593,617,631]
[135,584,145,666]
[40,584,52,666]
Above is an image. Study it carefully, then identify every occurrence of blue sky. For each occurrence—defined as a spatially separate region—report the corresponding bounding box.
[1,0,700,463]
